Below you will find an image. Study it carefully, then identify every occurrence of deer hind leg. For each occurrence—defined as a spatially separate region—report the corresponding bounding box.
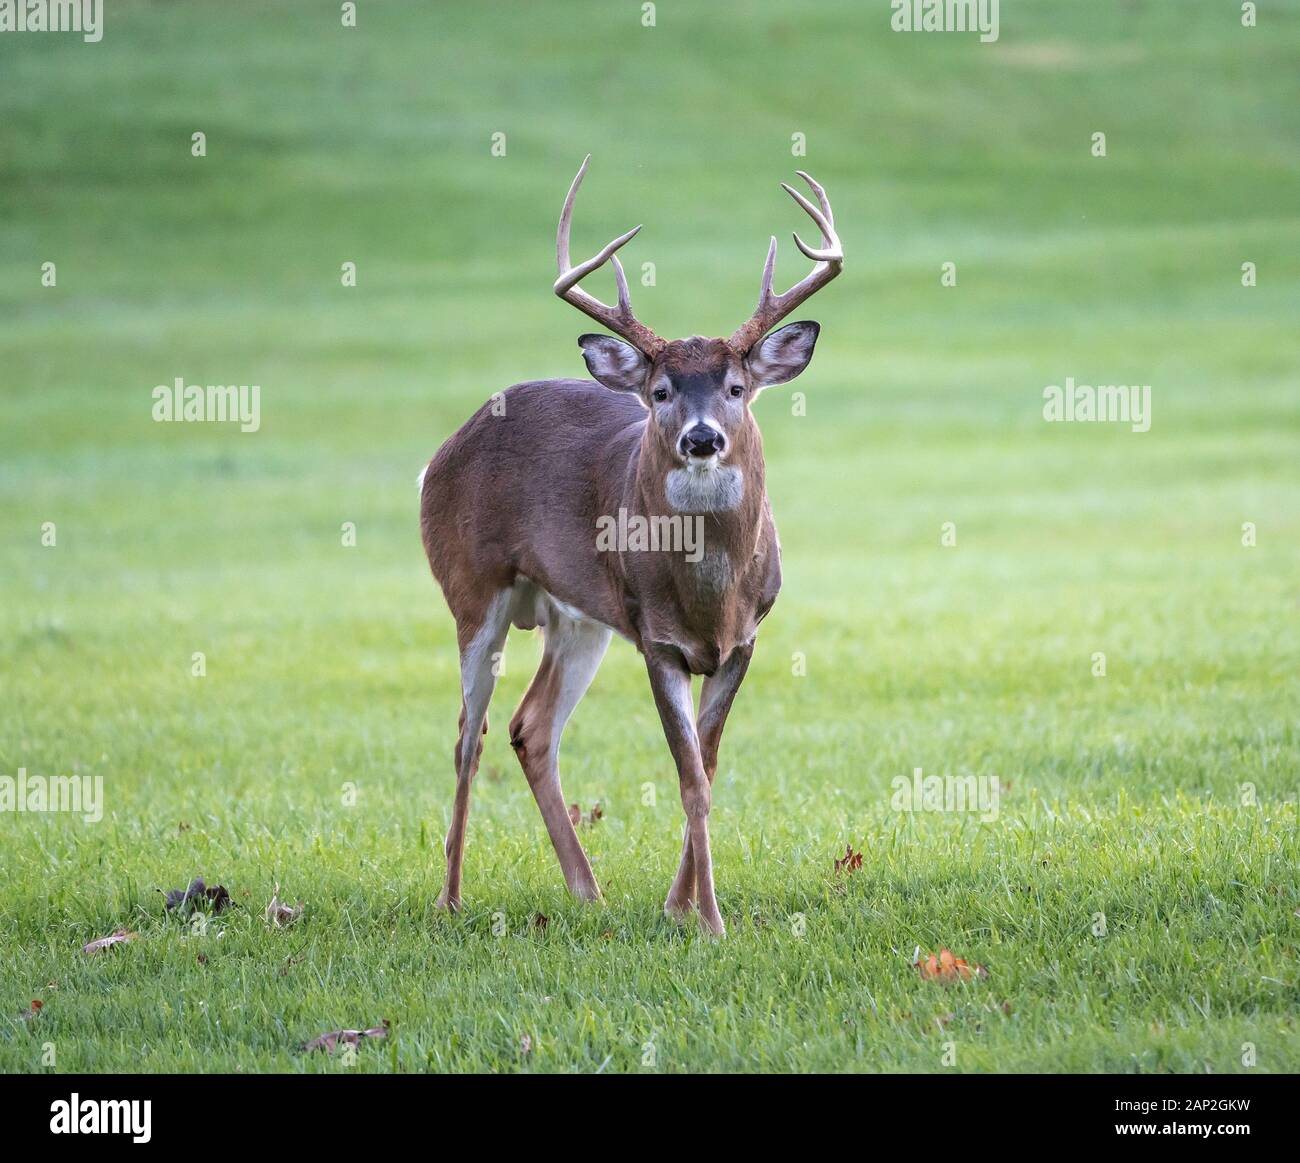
[664,641,753,921]
[435,588,513,912]
[509,600,610,902]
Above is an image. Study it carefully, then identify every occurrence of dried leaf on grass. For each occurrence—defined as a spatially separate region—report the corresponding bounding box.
[913,946,989,983]
[264,884,304,928]
[82,929,138,955]
[164,877,230,914]
[834,845,863,874]
[568,802,603,826]
[302,1020,390,1054]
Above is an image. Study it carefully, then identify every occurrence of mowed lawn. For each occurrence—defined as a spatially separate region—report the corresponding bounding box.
[1,1,1297,1072]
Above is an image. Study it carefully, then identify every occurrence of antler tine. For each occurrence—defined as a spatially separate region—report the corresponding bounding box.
[782,176,840,263]
[758,235,778,307]
[611,253,632,313]
[729,171,844,352]
[554,154,589,274]
[553,156,665,356]
[795,170,834,226]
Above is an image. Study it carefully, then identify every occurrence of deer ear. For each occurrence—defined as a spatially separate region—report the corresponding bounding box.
[578,334,649,393]
[745,321,820,389]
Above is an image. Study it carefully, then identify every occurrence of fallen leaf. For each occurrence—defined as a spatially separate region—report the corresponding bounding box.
[519,1033,532,1055]
[834,845,863,874]
[164,877,230,914]
[532,912,549,931]
[568,802,603,826]
[914,947,988,983]
[264,884,304,928]
[302,1020,390,1054]
[16,999,43,1023]
[82,929,138,955]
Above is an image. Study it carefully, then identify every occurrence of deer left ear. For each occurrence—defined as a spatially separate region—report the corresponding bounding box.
[745,321,820,389]
[578,334,649,393]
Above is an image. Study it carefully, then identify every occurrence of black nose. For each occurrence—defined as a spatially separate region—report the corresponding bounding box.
[681,424,724,458]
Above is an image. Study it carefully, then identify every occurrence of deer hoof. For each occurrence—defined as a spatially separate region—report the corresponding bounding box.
[696,906,726,938]
[433,889,461,912]
[663,895,694,922]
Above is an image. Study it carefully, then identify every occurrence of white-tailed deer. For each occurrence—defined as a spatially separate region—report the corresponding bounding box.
[420,157,843,935]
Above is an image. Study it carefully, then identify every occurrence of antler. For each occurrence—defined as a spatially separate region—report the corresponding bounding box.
[554,156,665,357]
[728,171,843,352]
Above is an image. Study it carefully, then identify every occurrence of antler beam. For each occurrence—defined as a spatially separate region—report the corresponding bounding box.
[554,156,665,357]
[729,171,844,353]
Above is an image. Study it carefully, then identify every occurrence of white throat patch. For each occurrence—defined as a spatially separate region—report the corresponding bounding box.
[665,465,744,513]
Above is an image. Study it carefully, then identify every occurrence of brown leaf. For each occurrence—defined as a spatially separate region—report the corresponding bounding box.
[913,947,989,983]
[163,877,230,914]
[519,1032,533,1055]
[568,802,602,826]
[82,929,138,955]
[264,884,304,928]
[17,999,43,1023]
[532,911,549,931]
[302,1019,390,1054]
[834,845,863,874]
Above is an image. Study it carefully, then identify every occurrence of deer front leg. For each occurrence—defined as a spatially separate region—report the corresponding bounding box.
[665,641,753,919]
[645,646,725,937]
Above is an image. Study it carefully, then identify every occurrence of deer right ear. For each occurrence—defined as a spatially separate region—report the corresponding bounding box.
[578,334,649,393]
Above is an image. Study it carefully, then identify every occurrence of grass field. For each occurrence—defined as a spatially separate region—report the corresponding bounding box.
[1,1,1298,1073]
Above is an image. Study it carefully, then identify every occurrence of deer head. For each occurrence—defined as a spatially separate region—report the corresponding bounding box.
[554,156,843,474]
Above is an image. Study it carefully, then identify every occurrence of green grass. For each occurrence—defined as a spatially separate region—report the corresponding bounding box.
[1,0,1298,1072]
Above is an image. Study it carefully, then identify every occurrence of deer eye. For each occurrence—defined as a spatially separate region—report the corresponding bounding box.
[652,387,669,403]
[728,384,745,398]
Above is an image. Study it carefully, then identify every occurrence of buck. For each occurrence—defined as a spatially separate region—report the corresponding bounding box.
[420,157,843,935]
